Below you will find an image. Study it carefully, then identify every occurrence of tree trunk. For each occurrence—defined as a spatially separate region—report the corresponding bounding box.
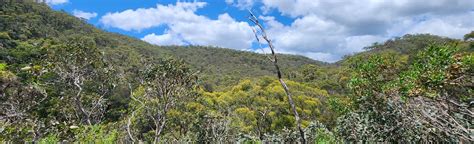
[248,11,306,143]
[74,81,91,125]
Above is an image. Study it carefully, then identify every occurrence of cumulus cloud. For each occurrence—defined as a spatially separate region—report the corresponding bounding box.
[72,10,98,20]
[101,0,474,62]
[261,0,474,20]
[405,12,474,39]
[258,15,385,62]
[102,2,254,50]
[163,13,254,49]
[45,0,68,5]
[141,32,185,46]
[261,0,474,35]
[257,0,474,62]
[100,2,207,31]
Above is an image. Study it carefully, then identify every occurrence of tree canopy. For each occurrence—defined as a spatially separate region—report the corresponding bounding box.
[0,1,472,143]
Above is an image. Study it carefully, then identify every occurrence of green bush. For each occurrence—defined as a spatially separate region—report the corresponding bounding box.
[72,125,118,143]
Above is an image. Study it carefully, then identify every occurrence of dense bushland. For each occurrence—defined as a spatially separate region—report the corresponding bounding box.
[1,1,473,143]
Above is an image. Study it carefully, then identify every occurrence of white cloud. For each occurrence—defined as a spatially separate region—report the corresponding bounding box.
[341,35,386,54]
[261,0,474,19]
[100,0,474,62]
[261,0,474,35]
[100,2,206,31]
[72,10,98,20]
[256,0,474,62]
[165,13,254,49]
[405,12,474,39]
[304,52,340,63]
[102,2,254,50]
[45,0,68,5]
[258,15,386,62]
[226,0,255,10]
[141,32,185,46]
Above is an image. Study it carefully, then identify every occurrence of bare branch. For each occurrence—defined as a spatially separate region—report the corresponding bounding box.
[248,10,307,143]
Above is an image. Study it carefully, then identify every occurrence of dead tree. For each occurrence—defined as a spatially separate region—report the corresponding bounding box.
[248,11,306,143]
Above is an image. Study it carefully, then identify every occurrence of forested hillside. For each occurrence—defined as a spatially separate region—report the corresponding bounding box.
[0,1,322,90]
[1,1,473,143]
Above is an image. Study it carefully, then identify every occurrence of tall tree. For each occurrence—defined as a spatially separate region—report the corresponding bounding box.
[127,58,196,143]
[46,36,114,125]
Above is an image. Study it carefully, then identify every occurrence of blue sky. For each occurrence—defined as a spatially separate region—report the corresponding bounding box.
[47,0,474,62]
[50,0,275,39]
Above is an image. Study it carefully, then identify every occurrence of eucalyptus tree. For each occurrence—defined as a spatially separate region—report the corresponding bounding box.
[46,36,115,125]
[127,58,196,143]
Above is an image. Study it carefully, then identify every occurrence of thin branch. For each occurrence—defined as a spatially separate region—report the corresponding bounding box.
[127,83,137,142]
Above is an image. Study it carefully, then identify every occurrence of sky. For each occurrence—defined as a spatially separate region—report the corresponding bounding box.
[47,0,474,62]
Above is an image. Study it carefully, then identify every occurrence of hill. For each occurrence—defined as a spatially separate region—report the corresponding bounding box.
[0,1,322,89]
[1,1,472,143]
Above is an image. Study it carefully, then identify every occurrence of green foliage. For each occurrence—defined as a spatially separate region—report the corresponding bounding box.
[305,122,338,144]
[196,77,330,142]
[0,1,321,91]
[72,125,118,143]
[399,44,458,98]
[363,34,454,55]
[348,51,406,108]
[38,135,59,144]
[462,52,474,72]
[45,35,115,125]
[464,31,474,41]
[236,121,339,143]
[338,42,473,142]
[0,63,6,71]
[2,1,473,143]
[169,46,323,90]
[7,40,45,63]
[0,32,11,39]
[296,64,347,92]
[126,58,197,142]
